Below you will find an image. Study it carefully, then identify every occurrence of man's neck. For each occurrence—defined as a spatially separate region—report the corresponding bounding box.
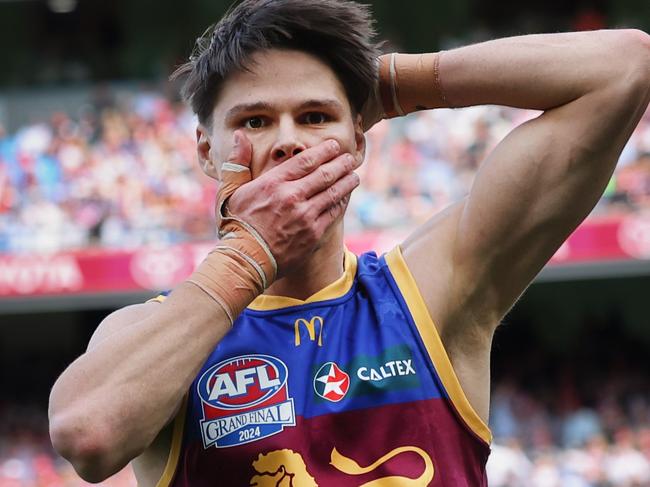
[263,224,345,301]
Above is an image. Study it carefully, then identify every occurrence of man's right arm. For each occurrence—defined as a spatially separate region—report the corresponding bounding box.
[48,135,361,482]
[49,284,230,482]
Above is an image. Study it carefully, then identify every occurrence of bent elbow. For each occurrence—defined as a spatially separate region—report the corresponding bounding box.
[601,30,650,107]
[49,413,125,483]
[621,28,650,52]
[618,29,650,84]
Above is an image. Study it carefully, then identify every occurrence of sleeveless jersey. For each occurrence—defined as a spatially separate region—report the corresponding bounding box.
[152,247,491,486]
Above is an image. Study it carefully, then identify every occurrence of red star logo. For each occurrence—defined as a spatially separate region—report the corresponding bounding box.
[313,362,350,402]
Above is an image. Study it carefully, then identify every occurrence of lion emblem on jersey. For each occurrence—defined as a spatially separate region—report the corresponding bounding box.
[250,449,318,487]
[250,446,434,486]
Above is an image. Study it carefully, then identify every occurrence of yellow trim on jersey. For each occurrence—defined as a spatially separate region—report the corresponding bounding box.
[145,250,356,312]
[247,249,357,311]
[385,246,492,445]
[147,294,167,303]
[155,396,188,487]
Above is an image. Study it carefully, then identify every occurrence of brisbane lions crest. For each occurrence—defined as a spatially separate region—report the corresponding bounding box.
[197,354,295,448]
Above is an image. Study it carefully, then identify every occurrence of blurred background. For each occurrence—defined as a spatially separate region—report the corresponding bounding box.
[1,0,650,486]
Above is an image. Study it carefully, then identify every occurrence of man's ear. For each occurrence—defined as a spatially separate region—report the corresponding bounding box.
[196,125,220,180]
[353,113,366,164]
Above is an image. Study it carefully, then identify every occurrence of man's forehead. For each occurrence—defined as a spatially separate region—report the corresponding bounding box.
[214,49,349,116]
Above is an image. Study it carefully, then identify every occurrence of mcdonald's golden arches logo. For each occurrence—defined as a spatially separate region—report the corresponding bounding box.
[294,316,325,347]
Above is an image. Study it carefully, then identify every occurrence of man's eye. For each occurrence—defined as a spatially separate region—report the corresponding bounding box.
[304,112,328,125]
[244,117,265,129]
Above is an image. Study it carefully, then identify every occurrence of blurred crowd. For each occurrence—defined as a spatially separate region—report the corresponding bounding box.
[1,89,650,254]
[488,385,650,486]
[487,327,650,487]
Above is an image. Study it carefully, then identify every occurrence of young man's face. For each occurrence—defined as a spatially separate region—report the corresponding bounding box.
[200,49,365,180]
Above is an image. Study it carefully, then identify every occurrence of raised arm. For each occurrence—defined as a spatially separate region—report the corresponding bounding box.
[48,135,360,482]
[377,30,650,417]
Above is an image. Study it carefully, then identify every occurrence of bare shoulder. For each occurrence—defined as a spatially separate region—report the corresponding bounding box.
[87,301,162,352]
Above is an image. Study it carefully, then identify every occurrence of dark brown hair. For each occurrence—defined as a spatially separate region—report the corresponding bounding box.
[171,0,380,125]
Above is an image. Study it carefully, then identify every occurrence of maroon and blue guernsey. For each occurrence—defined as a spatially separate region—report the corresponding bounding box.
[151,247,491,486]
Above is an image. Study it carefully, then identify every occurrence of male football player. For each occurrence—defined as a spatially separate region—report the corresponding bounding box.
[49,0,650,485]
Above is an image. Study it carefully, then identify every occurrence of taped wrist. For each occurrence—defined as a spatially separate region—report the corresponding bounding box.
[187,193,277,325]
[378,52,451,118]
[187,241,270,325]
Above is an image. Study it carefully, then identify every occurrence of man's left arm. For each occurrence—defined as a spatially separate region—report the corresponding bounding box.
[380,30,650,421]
[389,30,650,342]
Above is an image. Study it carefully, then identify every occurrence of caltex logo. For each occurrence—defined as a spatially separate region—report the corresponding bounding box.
[313,362,350,402]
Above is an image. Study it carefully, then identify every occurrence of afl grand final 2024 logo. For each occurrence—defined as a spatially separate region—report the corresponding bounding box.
[197,354,296,448]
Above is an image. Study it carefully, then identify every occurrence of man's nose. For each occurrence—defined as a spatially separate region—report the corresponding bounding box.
[271,119,306,163]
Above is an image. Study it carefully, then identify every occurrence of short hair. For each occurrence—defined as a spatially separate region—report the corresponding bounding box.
[171,0,381,126]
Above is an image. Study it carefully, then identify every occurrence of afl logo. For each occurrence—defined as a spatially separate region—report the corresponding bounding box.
[198,355,287,409]
[197,355,295,448]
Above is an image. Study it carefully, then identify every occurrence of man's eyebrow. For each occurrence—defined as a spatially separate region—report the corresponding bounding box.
[224,99,345,121]
[225,102,275,121]
[297,99,345,112]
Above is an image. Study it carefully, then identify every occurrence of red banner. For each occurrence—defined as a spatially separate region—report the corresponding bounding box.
[549,213,650,264]
[1,214,649,298]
